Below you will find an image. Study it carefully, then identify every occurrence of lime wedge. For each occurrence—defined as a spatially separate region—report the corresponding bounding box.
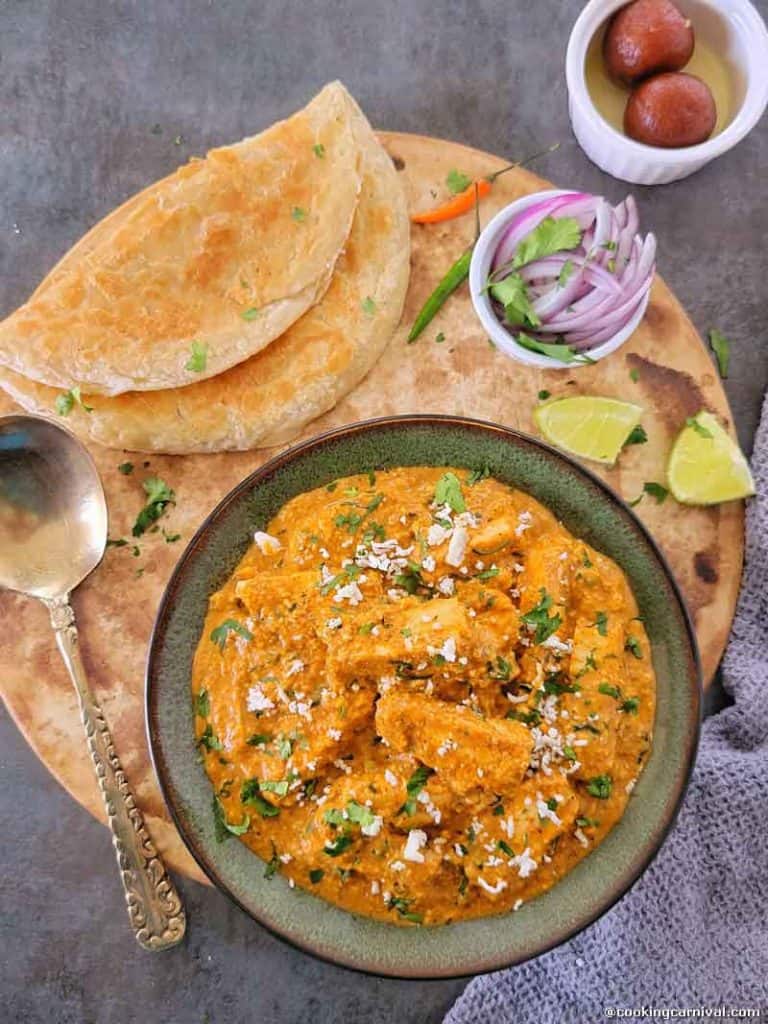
[534,396,644,465]
[667,411,755,505]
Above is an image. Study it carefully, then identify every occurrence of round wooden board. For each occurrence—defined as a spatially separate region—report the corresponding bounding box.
[0,132,743,883]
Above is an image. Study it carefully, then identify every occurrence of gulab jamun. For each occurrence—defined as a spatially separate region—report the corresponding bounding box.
[624,72,717,147]
[604,0,694,85]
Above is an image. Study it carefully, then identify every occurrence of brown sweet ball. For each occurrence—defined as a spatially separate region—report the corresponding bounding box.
[625,72,717,147]
[604,0,695,85]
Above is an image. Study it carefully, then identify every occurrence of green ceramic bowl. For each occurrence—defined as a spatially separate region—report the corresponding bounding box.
[146,414,701,978]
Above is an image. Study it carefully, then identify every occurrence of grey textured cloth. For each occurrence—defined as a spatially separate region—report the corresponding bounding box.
[447,393,768,1023]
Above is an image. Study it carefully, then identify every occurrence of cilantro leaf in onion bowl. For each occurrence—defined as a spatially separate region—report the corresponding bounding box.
[469,189,656,368]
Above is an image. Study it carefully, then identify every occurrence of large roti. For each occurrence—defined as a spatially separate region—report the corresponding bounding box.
[0,109,410,453]
[0,81,362,395]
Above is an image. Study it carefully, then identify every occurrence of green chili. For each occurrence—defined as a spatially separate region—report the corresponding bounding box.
[407,248,472,343]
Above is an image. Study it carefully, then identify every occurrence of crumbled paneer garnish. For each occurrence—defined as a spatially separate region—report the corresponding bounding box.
[510,847,538,878]
[371,880,380,895]
[542,634,572,653]
[513,898,523,911]
[445,525,468,567]
[246,684,274,712]
[478,877,508,895]
[515,511,533,536]
[421,554,436,572]
[427,522,451,547]
[574,828,590,848]
[500,815,515,837]
[286,659,304,676]
[403,829,428,863]
[436,737,457,756]
[327,617,343,629]
[335,581,364,605]
[279,852,293,863]
[390,860,405,872]
[536,794,562,826]
[437,576,455,595]
[253,531,281,554]
[384,769,398,787]
[361,815,383,838]
[327,728,342,741]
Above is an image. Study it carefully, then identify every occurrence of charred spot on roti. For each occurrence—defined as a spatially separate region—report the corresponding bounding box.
[391,155,406,171]
[625,354,708,432]
[694,550,719,584]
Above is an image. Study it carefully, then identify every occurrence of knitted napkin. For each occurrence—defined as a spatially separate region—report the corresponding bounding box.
[446,393,768,1022]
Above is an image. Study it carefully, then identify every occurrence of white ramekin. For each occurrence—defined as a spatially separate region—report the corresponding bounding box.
[468,190,650,370]
[566,0,768,185]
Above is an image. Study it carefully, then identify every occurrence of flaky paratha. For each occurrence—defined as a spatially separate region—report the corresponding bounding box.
[0,81,361,395]
[0,105,410,453]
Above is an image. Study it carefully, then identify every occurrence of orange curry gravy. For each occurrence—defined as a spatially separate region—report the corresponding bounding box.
[192,467,655,926]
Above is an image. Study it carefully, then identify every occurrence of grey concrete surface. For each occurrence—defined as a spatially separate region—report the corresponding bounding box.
[1,1,765,1022]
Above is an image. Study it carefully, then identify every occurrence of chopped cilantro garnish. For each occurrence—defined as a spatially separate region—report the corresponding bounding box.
[514,216,582,269]
[264,845,280,878]
[106,537,128,548]
[241,779,281,818]
[598,682,620,699]
[312,143,326,159]
[434,471,466,513]
[586,774,613,799]
[291,206,308,222]
[629,368,640,382]
[492,803,506,816]
[708,329,730,379]
[466,465,491,486]
[362,296,376,316]
[686,416,714,439]
[625,635,643,659]
[488,655,512,681]
[358,622,375,635]
[595,611,608,636]
[490,272,541,329]
[623,424,648,447]
[246,733,271,746]
[519,588,562,644]
[345,800,377,828]
[309,868,325,883]
[132,476,175,536]
[645,482,670,504]
[621,696,640,715]
[55,386,93,417]
[557,260,574,288]
[197,723,221,751]
[185,340,208,373]
[563,745,577,761]
[324,833,354,857]
[118,461,134,475]
[446,168,472,194]
[194,689,210,718]
[435,331,446,344]
[209,618,254,650]
[515,332,594,365]
[497,839,515,857]
[538,389,551,401]
[506,708,542,727]
[241,307,261,321]
[260,778,289,796]
[576,816,600,828]
[276,736,292,759]
[387,895,423,923]
[476,565,499,581]
[213,796,250,841]
[543,673,578,696]
[400,765,433,816]
[393,562,432,596]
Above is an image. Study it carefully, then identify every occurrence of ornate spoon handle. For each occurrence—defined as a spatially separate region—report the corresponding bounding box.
[43,595,186,951]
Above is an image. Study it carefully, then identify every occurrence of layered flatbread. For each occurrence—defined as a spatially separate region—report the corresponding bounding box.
[0,81,361,395]
[0,100,410,452]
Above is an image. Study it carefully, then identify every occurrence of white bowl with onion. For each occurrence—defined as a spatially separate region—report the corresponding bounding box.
[469,189,657,369]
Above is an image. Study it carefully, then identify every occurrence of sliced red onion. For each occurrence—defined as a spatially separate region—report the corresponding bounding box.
[489,190,656,359]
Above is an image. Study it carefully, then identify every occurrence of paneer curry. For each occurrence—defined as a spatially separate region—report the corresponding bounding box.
[192,467,655,926]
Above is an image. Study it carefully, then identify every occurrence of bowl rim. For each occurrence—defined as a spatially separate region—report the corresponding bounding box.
[565,0,768,167]
[468,188,650,369]
[145,413,702,979]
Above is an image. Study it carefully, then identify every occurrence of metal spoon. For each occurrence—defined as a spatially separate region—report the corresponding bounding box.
[0,413,186,950]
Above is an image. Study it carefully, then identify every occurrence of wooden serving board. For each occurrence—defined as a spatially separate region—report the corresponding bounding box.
[0,132,743,883]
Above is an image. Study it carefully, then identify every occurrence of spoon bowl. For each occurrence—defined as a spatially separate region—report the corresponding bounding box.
[0,414,107,600]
